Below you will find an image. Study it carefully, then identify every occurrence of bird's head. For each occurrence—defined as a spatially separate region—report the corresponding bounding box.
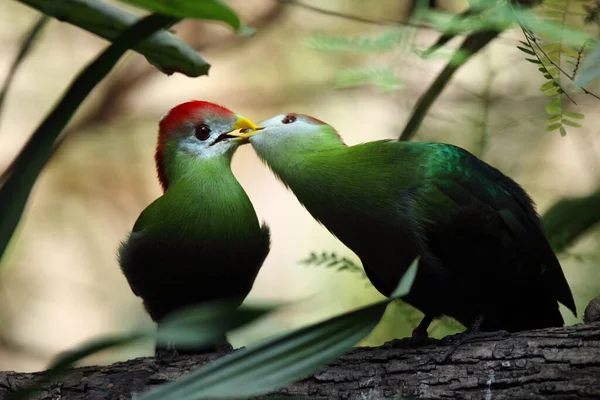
[155,101,258,192]
[239,113,343,158]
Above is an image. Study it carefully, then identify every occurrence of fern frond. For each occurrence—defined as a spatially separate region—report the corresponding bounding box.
[307,29,405,53]
[300,251,367,278]
[335,67,403,91]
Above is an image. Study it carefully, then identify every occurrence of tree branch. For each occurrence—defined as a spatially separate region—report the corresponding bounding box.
[3,321,599,399]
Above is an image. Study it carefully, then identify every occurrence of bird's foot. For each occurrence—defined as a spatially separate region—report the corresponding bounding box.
[409,326,438,346]
[439,329,509,362]
[154,348,179,364]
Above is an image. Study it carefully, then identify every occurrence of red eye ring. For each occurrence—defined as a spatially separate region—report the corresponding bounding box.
[195,124,211,140]
[282,115,297,124]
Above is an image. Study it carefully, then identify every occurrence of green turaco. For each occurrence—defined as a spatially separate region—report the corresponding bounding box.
[241,113,576,336]
[119,101,270,355]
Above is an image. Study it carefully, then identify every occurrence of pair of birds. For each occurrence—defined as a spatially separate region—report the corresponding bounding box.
[118,100,576,355]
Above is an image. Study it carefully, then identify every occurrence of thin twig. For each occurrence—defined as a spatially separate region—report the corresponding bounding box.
[279,0,430,29]
[521,27,576,104]
[520,27,600,100]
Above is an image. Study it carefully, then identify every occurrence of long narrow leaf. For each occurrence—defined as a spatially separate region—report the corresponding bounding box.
[139,303,386,400]
[157,301,277,348]
[0,13,178,263]
[0,15,49,123]
[137,259,419,400]
[12,301,276,400]
[18,0,209,77]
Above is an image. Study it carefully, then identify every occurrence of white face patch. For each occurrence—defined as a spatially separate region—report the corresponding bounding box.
[249,114,326,151]
[171,113,239,160]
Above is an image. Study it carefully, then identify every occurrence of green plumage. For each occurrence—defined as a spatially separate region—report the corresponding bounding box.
[119,102,270,354]
[119,156,269,322]
[248,115,575,333]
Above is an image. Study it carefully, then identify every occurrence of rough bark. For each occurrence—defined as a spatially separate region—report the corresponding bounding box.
[1,322,599,400]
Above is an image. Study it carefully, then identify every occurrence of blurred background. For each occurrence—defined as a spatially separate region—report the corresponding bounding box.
[0,0,599,372]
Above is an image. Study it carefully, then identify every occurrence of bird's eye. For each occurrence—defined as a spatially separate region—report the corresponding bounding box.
[282,115,297,124]
[195,124,211,141]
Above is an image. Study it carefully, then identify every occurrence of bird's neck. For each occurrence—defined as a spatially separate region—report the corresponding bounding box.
[151,152,258,239]
[255,133,346,182]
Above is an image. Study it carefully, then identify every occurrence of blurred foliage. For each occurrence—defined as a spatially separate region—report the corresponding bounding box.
[301,0,600,139]
[543,189,600,253]
[1,0,600,398]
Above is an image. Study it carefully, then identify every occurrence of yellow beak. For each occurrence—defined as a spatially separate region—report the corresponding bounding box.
[230,115,262,143]
[238,126,264,140]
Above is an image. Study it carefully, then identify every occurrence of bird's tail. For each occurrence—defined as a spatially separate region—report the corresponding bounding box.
[479,301,565,333]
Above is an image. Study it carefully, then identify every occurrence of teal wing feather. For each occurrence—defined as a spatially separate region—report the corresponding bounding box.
[412,144,575,329]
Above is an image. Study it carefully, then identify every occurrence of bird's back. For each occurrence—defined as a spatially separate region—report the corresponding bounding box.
[406,143,576,331]
[263,138,575,332]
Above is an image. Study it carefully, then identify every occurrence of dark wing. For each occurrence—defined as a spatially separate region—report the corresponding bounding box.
[418,145,575,316]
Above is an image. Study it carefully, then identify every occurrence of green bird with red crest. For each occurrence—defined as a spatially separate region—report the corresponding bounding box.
[119,101,270,355]
[240,113,576,337]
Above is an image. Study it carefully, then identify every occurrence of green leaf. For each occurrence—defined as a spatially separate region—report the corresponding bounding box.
[119,0,241,30]
[157,302,277,348]
[0,14,178,263]
[0,15,49,123]
[562,119,582,128]
[390,256,419,298]
[547,67,559,77]
[544,86,560,96]
[545,97,561,114]
[140,305,385,400]
[540,80,556,91]
[19,0,209,77]
[547,114,562,122]
[517,45,536,56]
[563,111,584,119]
[525,58,541,64]
[546,122,562,131]
[137,263,419,400]
[559,126,567,136]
